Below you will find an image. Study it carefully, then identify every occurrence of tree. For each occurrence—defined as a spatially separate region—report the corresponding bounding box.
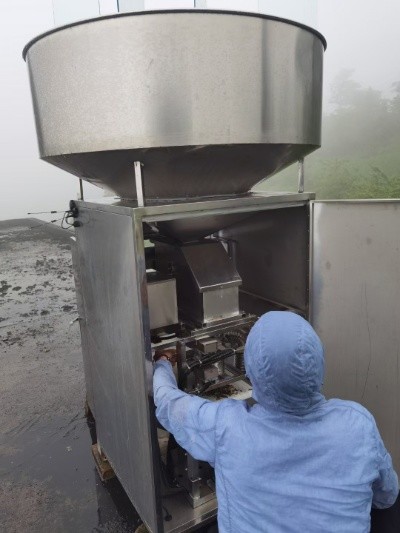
[390,81,400,114]
[330,69,362,109]
[261,72,400,200]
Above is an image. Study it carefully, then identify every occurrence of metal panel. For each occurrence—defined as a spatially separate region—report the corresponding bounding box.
[157,212,253,243]
[221,205,309,313]
[203,286,240,323]
[70,236,95,414]
[155,241,241,325]
[79,192,314,219]
[75,207,161,532]
[311,201,400,473]
[147,277,178,330]
[181,242,241,292]
[24,11,325,199]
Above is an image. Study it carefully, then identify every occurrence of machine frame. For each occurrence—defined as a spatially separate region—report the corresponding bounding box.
[72,192,313,532]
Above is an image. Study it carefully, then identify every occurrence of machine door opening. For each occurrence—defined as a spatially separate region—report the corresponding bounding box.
[143,203,310,520]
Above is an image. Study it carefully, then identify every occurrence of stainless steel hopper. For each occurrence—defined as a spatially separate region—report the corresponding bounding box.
[23,10,326,201]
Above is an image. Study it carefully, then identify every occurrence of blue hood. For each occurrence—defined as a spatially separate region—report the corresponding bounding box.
[245,312,325,414]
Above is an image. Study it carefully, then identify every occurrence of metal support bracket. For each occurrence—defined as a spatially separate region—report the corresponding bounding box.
[79,178,84,200]
[298,158,305,193]
[134,161,145,207]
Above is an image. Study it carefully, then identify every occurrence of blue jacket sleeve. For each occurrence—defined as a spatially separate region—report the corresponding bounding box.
[371,422,399,509]
[153,360,219,465]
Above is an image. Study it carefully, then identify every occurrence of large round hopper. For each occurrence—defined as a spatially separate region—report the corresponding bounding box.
[24,10,326,201]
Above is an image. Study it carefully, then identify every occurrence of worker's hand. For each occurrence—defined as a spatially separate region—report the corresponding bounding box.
[154,348,178,365]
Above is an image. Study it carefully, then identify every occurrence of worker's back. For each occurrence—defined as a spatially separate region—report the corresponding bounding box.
[154,312,398,533]
[214,397,386,533]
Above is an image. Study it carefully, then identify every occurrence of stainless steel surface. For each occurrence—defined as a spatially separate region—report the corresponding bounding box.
[202,286,240,324]
[156,212,253,243]
[221,205,309,314]
[138,194,314,259]
[310,200,400,474]
[74,207,161,532]
[298,158,305,193]
[70,236,95,414]
[155,241,242,326]
[182,242,242,292]
[163,493,217,533]
[134,161,145,207]
[78,192,314,219]
[196,337,218,354]
[24,10,325,200]
[147,276,178,330]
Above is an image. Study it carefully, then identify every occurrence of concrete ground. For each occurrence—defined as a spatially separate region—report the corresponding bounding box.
[0,218,398,533]
[0,219,142,533]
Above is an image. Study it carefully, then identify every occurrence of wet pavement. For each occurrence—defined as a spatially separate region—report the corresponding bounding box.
[0,219,142,533]
[0,218,398,533]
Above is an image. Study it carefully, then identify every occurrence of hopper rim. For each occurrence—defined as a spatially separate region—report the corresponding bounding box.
[23,8,327,60]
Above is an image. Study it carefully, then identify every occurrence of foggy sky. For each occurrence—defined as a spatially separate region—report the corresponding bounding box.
[1,0,399,221]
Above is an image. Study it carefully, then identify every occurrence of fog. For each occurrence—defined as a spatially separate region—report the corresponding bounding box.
[1,1,399,220]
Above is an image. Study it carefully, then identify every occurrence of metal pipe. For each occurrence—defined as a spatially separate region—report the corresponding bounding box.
[298,158,305,193]
[134,161,145,207]
[79,178,84,200]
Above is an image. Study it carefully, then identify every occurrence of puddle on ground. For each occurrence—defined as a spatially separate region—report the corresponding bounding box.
[0,412,141,532]
[0,220,142,533]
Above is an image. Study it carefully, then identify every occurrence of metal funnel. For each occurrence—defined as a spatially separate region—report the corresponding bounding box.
[24,10,326,201]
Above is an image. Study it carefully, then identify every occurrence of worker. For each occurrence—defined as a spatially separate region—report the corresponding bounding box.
[153,311,399,532]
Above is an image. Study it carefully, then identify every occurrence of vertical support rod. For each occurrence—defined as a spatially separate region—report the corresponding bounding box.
[298,158,305,193]
[79,178,84,200]
[134,161,145,207]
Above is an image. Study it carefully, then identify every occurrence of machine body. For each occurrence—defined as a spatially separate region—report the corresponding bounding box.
[71,193,311,532]
[24,10,400,533]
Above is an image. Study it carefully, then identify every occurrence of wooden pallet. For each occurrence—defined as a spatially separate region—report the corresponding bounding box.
[91,443,116,482]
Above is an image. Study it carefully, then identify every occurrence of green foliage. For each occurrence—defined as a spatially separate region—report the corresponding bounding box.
[259,71,400,200]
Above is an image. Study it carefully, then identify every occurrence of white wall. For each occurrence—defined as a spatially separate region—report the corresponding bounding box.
[53,0,100,25]
[259,0,318,28]
[117,1,318,29]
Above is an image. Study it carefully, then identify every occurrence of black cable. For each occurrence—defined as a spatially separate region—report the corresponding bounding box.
[27,210,61,215]
[28,217,64,230]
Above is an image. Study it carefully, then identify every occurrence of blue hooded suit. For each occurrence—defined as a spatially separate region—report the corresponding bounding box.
[153,312,398,532]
